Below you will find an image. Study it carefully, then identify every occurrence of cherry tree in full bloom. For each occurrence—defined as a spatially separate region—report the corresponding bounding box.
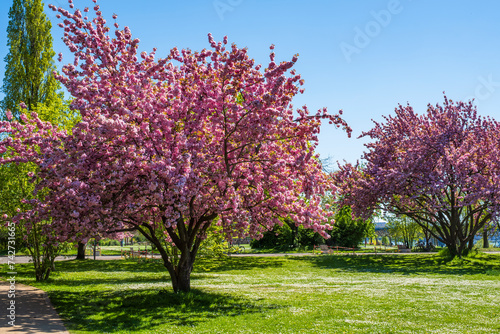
[334,96,500,257]
[0,0,351,292]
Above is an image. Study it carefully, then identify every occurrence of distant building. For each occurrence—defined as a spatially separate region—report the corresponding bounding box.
[374,221,387,233]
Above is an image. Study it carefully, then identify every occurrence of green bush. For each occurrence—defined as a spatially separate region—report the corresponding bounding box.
[250,224,291,250]
[326,206,373,249]
[438,246,480,260]
[250,219,324,250]
[438,247,452,259]
[474,238,485,248]
[197,221,244,258]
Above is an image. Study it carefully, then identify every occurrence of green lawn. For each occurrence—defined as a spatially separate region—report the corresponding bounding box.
[4,253,500,333]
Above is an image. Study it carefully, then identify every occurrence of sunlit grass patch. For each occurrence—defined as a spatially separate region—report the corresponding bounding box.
[4,253,500,333]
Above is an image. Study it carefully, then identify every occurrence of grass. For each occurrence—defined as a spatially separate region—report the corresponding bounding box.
[3,252,500,333]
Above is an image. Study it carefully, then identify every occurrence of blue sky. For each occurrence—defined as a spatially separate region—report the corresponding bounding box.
[1,0,500,165]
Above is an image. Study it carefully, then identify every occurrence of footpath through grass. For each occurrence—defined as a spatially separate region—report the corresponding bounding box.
[5,253,500,333]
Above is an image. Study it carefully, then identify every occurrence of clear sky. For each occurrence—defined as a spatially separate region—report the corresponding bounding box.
[1,0,500,165]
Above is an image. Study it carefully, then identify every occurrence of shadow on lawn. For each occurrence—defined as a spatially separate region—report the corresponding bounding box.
[304,253,500,276]
[55,259,165,273]
[10,258,285,289]
[55,256,285,273]
[50,287,280,332]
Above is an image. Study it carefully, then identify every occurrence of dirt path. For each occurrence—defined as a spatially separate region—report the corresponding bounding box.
[0,280,68,334]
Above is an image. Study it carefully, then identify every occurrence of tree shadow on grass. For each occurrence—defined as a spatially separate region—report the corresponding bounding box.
[49,287,281,333]
[301,253,500,276]
[11,257,285,291]
[8,259,168,286]
[52,256,285,274]
[56,259,166,273]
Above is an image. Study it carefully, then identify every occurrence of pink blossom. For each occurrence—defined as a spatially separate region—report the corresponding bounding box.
[0,1,350,292]
[335,96,500,257]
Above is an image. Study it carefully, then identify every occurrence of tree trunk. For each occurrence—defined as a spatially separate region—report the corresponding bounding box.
[35,269,44,282]
[134,225,195,293]
[467,237,474,250]
[483,229,489,249]
[76,242,86,260]
[175,260,193,292]
[164,253,194,293]
[447,242,460,258]
[132,214,216,293]
[424,228,430,249]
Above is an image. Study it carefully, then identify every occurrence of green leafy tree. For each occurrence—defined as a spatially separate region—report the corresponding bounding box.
[1,0,62,120]
[418,217,433,249]
[326,206,373,248]
[0,161,32,251]
[386,214,422,249]
[196,222,244,258]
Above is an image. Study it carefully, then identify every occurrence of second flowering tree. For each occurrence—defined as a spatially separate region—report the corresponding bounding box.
[335,96,500,257]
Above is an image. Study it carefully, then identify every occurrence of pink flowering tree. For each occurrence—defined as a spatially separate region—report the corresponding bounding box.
[0,108,72,281]
[334,96,500,258]
[0,0,351,292]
